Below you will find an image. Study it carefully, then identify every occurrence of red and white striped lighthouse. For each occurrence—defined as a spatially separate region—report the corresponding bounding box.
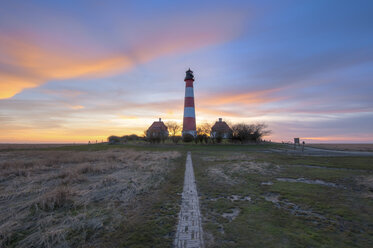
[182,68,197,137]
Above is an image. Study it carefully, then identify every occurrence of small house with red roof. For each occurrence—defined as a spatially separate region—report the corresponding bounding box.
[210,118,232,139]
[146,118,169,138]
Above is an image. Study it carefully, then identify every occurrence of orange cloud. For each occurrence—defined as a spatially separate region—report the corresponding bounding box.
[70,105,84,110]
[0,8,246,100]
[200,88,284,106]
[0,3,249,100]
[0,35,133,99]
[197,107,242,118]
[0,73,40,99]
[119,115,139,120]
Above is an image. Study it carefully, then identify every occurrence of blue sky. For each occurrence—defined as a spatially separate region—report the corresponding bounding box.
[0,0,372,143]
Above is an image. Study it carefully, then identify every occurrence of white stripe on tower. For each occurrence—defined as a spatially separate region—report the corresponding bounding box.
[185,87,194,97]
[184,107,195,117]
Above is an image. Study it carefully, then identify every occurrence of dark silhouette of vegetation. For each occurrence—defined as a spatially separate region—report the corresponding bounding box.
[231,123,271,143]
[182,134,194,143]
[108,135,121,144]
[166,122,182,144]
[108,134,142,144]
[146,132,167,144]
[212,131,224,144]
[196,122,212,144]
[172,136,182,144]
[123,134,141,141]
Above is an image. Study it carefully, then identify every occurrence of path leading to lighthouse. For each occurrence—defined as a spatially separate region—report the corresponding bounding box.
[174,152,204,248]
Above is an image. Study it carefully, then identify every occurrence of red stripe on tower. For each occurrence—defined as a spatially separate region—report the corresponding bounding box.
[184,97,194,107]
[182,68,197,137]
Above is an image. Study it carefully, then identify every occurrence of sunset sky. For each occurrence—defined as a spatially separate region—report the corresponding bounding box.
[1,0,372,143]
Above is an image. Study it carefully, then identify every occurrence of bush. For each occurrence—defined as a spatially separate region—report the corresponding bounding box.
[108,135,121,144]
[171,136,182,144]
[121,134,140,142]
[146,132,167,144]
[182,134,194,143]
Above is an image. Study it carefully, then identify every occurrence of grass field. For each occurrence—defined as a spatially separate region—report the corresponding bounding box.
[192,151,373,247]
[307,143,373,152]
[1,143,372,247]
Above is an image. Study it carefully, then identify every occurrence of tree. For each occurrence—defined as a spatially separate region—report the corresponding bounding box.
[231,123,271,143]
[196,122,212,144]
[251,123,271,142]
[166,121,182,144]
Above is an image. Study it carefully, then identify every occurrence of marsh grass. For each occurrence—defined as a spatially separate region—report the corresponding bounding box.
[37,186,74,211]
[0,148,181,247]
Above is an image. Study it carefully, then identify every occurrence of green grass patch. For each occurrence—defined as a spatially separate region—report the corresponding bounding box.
[193,151,373,247]
[253,153,373,171]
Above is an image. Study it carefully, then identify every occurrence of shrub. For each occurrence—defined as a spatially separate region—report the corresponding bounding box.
[108,135,121,144]
[121,134,141,142]
[215,135,223,144]
[171,136,182,144]
[182,134,194,143]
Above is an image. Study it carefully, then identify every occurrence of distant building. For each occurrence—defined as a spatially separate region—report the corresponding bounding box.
[210,118,232,139]
[146,118,169,138]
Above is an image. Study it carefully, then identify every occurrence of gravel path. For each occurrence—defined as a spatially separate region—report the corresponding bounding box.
[174,152,204,248]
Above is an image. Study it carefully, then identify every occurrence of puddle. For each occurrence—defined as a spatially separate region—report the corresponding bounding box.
[264,193,279,203]
[261,181,273,185]
[294,164,368,172]
[263,193,327,220]
[209,194,251,202]
[276,178,339,188]
[228,195,251,202]
[222,208,240,221]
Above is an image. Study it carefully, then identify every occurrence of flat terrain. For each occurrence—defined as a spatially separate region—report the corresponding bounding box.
[193,151,373,247]
[1,143,373,247]
[307,143,373,152]
[0,147,184,247]
[0,144,80,151]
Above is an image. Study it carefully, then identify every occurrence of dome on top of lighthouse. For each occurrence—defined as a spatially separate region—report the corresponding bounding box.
[184,68,194,81]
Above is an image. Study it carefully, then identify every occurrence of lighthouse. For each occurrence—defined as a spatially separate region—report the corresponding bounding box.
[182,68,197,137]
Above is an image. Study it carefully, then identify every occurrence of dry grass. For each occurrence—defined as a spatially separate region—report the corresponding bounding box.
[0,143,79,151]
[308,143,373,152]
[0,148,180,247]
[37,186,74,210]
[204,153,279,185]
[358,175,373,198]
